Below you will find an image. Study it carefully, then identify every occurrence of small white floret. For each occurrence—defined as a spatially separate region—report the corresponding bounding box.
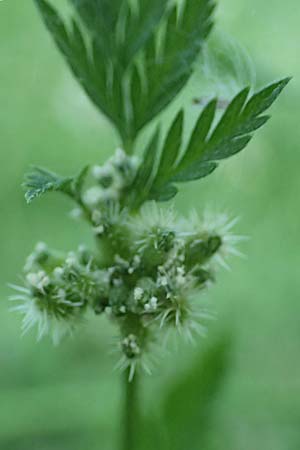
[134,287,144,301]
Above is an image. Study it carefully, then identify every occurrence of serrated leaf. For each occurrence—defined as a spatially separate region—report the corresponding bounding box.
[171,161,217,183]
[134,0,215,133]
[154,110,184,185]
[69,0,122,43]
[120,0,168,69]
[23,165,89,204]
[36,0,215,143]
[179,99,217,169]
[149,78,290,200]
[150,184,178,202]
[35,0,128,139]
[23,167,73,204]
[236,78,291,135]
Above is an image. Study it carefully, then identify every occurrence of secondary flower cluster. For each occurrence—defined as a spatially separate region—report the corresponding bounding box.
[11,149,242,378]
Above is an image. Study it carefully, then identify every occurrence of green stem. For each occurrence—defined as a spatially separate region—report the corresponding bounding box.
[122,369,139,450]
[123,138,134,155]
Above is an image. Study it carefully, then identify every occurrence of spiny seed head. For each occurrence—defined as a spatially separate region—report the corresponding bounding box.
[12,196,243,376]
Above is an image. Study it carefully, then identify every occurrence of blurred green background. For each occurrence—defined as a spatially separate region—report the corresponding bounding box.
[1,1,299,449]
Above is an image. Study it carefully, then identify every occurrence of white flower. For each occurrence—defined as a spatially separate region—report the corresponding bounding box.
[53,267,64,279]
[157,274,168,287]
[134,287,144,301]
[26,271,50,293]
[9,287,73,345]
[185,209,246,269]
[144,296,158,312]
[83,186,104,206]
[133,202,177,233]
[93,224,105,235]
[92,164,113,181]
[175,267,186,286]
[65,252,78,267]
[113,148,127,166]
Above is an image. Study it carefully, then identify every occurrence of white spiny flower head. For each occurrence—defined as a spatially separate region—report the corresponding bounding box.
[157,288,212,344]
[12,189,243,375]
[133,201,177,233]
[130,203,180,260]
[9,285,76,345]
[115,332,155,381]
[183,209,245,270]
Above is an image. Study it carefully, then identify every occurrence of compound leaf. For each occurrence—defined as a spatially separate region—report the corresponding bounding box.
[146,77,290,201]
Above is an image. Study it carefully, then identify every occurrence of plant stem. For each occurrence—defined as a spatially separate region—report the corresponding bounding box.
[122,369,139,450]
[123,138,134,155]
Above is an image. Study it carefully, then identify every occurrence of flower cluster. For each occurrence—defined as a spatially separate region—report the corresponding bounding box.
[11,150,241,377]
[83,148,138,208]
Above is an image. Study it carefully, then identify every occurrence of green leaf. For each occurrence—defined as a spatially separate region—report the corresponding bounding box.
[134,0,215,133]
[23,167,73,204]
[35,0,127,137]
[129,127,161,208]
[162,334,232,450]
[120,0,168,69]
[150,184,178,202]
[23,166,89,204]
[154,110,184,185]
[69,0,122,37]
[35,0,215,143]
[149,77,290,201]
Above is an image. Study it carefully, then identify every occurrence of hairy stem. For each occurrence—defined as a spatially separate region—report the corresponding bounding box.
[122,369,139,450]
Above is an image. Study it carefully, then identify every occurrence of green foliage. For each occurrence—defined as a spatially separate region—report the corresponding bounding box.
[133,77,290,203]
[23,166,88,203]
[129,0,215,135]
[34,0,214,143]
[33,0,289,205]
